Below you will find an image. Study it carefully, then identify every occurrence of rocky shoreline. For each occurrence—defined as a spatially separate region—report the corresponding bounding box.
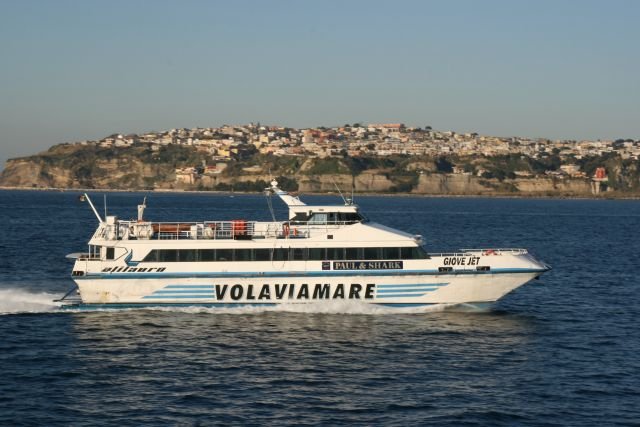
[1,184,637,200]
[2,142,638,199]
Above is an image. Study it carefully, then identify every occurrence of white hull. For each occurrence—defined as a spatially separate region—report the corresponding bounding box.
[72,271,540,307]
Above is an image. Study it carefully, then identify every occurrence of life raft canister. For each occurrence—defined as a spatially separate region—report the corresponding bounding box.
[232,220,247,236]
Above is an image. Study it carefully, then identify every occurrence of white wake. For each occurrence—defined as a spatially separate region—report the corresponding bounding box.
[0,288,460,315]
[144,300,454,315]
[0,288,62,314]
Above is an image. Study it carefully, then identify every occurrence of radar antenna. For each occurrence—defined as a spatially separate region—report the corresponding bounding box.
[137,196,147,222]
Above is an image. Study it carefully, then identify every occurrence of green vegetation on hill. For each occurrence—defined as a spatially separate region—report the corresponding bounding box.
[2,142,640,195]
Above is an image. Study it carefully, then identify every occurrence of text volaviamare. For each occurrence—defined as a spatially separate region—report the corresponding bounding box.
[213,283,375,301]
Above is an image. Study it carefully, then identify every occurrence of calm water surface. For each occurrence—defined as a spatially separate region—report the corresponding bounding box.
[0,190,639,426]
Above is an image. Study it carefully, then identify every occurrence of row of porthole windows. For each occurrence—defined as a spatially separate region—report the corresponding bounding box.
[141,246,429,263]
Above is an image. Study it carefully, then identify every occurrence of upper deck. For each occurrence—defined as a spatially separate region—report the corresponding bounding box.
[92,217,364,242]
[88,179,378,243]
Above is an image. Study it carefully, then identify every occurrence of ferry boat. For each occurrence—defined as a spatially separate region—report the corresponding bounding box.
[61,181,550,310]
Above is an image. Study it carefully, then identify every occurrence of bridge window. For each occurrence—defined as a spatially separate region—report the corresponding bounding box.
[291,212,310,223]
[308,213,327,224]
[338,212,364,223]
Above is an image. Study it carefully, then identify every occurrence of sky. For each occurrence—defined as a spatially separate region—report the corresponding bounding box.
[1,0,639,167]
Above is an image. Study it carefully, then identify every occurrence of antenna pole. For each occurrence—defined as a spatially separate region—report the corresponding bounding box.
[104,194,107,219]
[84,193,104,223]
[332,179,347,205]
[350,181,355,205]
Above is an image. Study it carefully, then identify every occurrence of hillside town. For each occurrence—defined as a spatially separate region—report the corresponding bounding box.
[85,123,640,160]
[75,123,639,181]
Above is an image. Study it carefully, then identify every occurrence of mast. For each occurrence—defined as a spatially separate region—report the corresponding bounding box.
[83,193,104,223]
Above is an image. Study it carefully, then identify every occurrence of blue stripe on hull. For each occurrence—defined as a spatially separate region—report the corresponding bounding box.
[165,285,215,289]
[147,290,216,294]
[376,288,437,294]
[377,283,448,288]
[372,303,435,308]
[59,302,278,310]
[59,301,495,311]
[142,295,215,299]
[376,293,429,298]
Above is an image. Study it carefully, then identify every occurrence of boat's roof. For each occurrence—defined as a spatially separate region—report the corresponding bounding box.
[289,204,359,214]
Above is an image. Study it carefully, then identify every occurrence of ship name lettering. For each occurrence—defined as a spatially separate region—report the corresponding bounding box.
[442,256,480,266]
[212,283,376,301]
[333,261,403,270]
[101,267,166,273]
[258,284,271,300]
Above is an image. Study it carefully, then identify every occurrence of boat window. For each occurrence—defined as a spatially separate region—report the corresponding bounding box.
[158,250,178,262]
[363,247,381,260]
[90,245,101,259]
[308,213,327,224]
[382,247,399,259]
[326,248,344,260]
[399,247,412,259]
[235,249,252,261]
[338,212,364,223]
[216,249,233,262]
[138,246,430,263]
[179,249,197,262]
[308,248,324,260]
[345,247,363,260]
[273,248,289,261]
[143,250,158,262]
[106,247,115,260]
[290,247,306,261]
[291,212,310,223]
[200,249,216,262]
[412,247,429,259]
[254,249,271,261]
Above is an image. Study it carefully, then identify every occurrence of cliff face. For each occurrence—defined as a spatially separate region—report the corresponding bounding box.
[413,174,593,196]
[0,144,609,197]
[0,157,170,189]
[0,158,69,188]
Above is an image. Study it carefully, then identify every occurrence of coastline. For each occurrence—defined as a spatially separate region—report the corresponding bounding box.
[2,185,638,200]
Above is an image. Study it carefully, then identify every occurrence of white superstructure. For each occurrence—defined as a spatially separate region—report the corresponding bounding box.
[65,182,550,309]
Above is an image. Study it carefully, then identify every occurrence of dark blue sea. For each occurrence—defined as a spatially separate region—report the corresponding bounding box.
[1,190,639,426]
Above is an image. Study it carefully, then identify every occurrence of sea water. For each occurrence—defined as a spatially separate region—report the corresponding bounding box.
[1,190,639,426]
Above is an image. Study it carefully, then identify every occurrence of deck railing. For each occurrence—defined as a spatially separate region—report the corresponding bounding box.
[428,248,529,257]
[94,219,363,241]
[110,220,313,240]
